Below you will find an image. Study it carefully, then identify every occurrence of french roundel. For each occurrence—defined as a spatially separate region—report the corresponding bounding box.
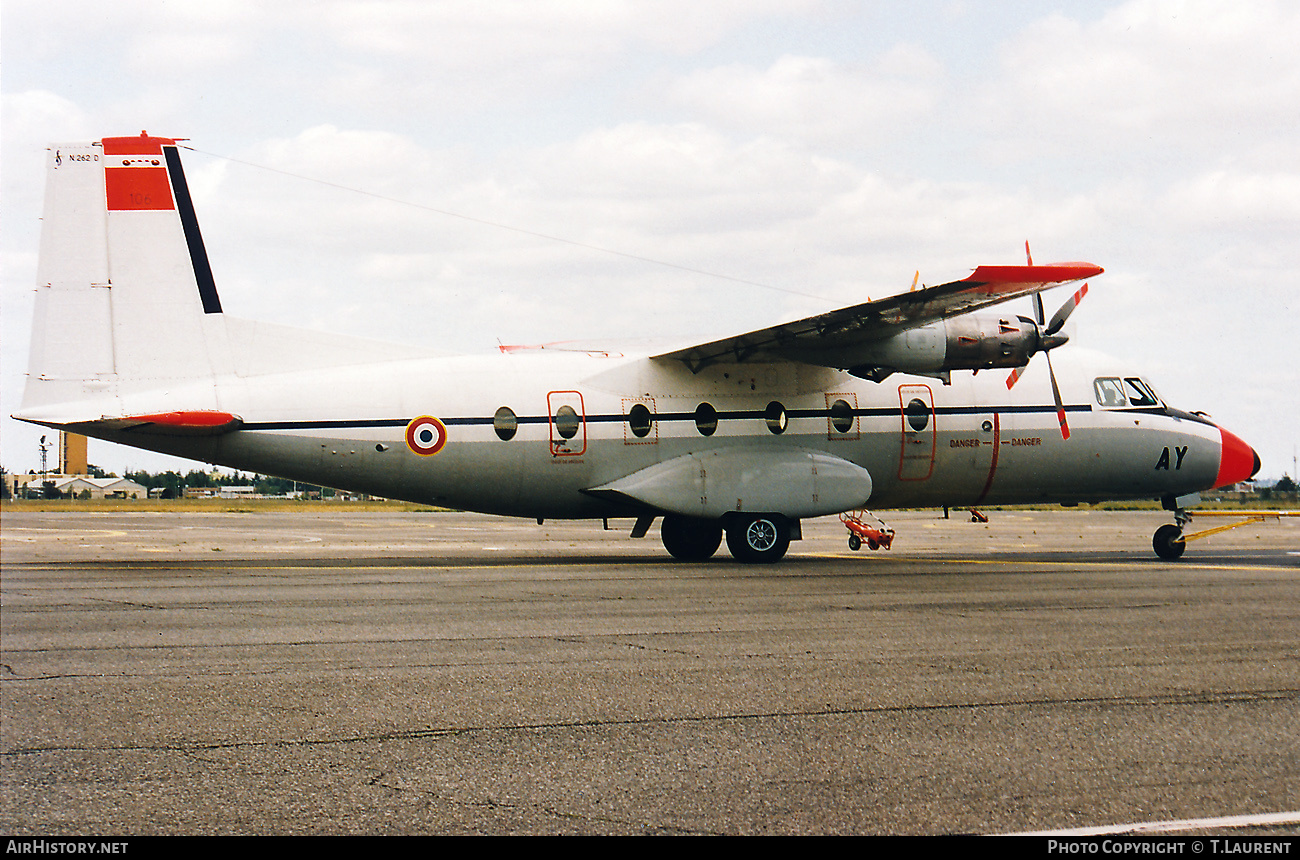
[405,415,448,456]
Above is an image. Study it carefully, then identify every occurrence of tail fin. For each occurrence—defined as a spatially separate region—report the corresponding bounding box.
[20,133,232,417]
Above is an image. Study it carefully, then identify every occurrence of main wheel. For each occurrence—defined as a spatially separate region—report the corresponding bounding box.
[660,514,723,561]
[1153,523,1186,560]
[848,533,862,551]
[725,514,790,564]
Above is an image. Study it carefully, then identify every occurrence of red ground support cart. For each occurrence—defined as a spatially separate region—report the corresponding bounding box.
[839,509,895,552]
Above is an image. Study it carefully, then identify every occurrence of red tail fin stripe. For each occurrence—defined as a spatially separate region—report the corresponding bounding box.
[105,164,175,211]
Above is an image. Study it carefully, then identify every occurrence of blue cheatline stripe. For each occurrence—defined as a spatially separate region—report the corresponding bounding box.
[238,402,1091,432]
[164,146,222,314]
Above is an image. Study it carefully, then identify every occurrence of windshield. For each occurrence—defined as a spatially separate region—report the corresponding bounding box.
[1094,376,1163,409]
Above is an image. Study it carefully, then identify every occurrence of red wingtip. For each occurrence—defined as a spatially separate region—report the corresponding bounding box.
[966,263,1105,285]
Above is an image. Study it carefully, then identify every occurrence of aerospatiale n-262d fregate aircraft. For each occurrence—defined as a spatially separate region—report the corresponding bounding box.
[15,133,1266,563]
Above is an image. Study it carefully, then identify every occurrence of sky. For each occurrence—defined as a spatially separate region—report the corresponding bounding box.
[2,0,1297,481]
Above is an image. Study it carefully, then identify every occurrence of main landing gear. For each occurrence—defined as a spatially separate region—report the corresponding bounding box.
[659,513,792,563]
[725,514,791,563]
[660,514,722,561]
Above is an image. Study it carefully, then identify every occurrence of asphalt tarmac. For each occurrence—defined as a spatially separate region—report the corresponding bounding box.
[2,508,1297,835]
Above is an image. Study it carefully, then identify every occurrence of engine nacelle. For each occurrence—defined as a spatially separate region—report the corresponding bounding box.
[845,314,1040,383]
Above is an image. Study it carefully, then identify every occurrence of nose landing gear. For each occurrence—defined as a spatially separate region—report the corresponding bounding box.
[1154,508,1299,560]
[1153,522,1186,560]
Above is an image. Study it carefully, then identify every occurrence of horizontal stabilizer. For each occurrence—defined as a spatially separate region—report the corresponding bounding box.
[110,410,243,435]
[30,410,245,437]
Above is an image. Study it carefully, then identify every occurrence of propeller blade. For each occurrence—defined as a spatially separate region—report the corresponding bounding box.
[1006,364,1027,389]
[1045,351,1070,440]
[1045,282,1089,337]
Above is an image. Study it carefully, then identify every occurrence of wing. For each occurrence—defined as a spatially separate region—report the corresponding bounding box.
[652,262,1102,372]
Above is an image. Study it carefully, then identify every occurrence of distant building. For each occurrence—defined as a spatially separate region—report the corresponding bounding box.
[64,476,146,498]
[183,485,259,499]
[60,432,88,476]
[10,475,148,499]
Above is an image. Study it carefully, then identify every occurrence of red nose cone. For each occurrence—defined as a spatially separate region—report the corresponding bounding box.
[1215,427,1260,488]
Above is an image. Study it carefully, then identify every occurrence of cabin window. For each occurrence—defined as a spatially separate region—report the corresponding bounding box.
[694,402,718,436]
[493,406,518,441]
[554,404,581,439]
[829,399,854,434]
[627,403,653,438]
[904,398,930,432]
[765,401,788,435]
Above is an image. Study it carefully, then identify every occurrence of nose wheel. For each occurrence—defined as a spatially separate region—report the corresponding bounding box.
[1153,523,1186,560]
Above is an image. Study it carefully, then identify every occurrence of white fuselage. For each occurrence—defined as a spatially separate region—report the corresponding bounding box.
[87,347,1226,519]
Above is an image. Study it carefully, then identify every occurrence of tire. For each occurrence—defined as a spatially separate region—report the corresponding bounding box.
[848,533,862,551]
[1153,523,1186,560]
[725,514,790,564]
[660,514,722,561]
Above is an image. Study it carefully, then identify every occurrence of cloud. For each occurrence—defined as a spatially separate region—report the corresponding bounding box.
[666,47,945,147]
[318,0,818,57]
[1162,169,1300,231]
[309,0,824,114]
[981,0,1300,169]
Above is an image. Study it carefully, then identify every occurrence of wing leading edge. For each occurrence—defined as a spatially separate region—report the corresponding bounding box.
[653,262,1103,373]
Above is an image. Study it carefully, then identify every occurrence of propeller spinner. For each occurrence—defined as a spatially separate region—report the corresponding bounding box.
[1005,282,1089,440]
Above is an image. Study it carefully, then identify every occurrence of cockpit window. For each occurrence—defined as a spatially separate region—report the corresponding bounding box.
[1094,376,1162,409]
[1124,377,1159,407]
[1094,377,1127,407]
